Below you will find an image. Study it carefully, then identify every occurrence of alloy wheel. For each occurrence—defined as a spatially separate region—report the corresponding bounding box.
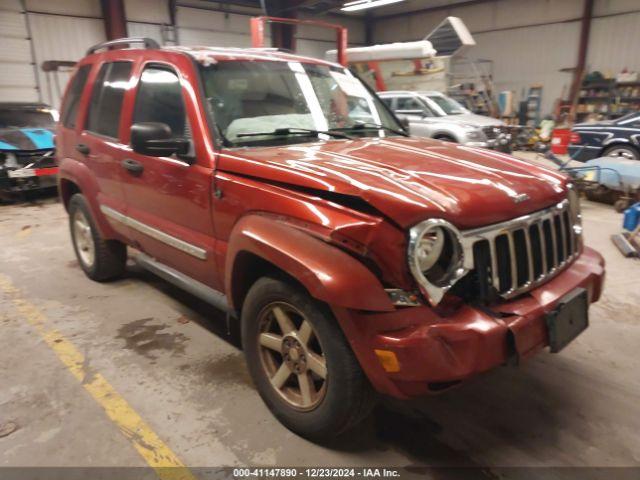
[73,209,95,268]
[257,302,327,411]
[606,147,637,159]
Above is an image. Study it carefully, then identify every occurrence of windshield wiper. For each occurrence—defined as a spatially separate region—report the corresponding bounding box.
[236,127,353,140]
[331,122,409,137]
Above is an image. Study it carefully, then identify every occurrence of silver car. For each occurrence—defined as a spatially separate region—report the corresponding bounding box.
[380,90,510,149]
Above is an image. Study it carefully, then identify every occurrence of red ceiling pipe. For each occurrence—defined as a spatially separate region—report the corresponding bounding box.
[250,16,348,66]
[100,0,128,41]
[568,0,594,122]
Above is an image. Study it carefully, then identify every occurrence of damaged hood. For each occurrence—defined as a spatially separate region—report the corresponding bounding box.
[218,136,568,229]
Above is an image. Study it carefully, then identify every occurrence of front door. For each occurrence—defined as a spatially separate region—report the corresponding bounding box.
[119,63,218,288]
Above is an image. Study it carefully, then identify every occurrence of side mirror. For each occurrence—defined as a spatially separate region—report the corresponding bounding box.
[130,122,190,158]
[399,117,410,130]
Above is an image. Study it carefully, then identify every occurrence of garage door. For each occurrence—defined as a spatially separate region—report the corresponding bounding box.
[25,0,106,108]
[0,0,38,102]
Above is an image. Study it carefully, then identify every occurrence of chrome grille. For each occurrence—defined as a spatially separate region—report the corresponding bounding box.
[461,200,580,299]
[482,126,500,140]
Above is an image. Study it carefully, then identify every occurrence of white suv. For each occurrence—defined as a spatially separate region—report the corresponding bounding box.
[380,90,510,150]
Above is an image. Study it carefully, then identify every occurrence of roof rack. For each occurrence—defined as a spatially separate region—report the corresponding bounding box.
[86,37,160,55]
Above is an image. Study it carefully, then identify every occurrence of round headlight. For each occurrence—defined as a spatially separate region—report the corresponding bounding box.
[567,184,581,222]
[567,184,583,245]
[408,219,466,305]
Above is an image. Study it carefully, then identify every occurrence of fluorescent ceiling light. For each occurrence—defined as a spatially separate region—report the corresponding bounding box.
[341,0,405,12]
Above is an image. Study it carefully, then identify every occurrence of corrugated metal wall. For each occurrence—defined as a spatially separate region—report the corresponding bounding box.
[1,0,366,107]
[0,0,38,102]
[125,0,171,46]
[371,0,640,117]
[3,0,639,115]
[588,11,640,74]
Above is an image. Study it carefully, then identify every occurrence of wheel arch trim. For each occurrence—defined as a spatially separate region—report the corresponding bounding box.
[225,215,395,313]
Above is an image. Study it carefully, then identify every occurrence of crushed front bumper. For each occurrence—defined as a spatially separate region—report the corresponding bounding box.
[0,167,58,197]
[334,247,605,399]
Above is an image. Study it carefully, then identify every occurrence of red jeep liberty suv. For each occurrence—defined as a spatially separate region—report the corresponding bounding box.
[57,38,605,440]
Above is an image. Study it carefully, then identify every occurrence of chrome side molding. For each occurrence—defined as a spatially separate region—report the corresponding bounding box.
[100,205,207,260]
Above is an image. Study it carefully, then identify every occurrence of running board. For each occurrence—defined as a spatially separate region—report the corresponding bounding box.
[134,252,236,317]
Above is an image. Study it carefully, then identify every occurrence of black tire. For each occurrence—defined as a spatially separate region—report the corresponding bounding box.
[614,199,630,213]
[241,277,374,440]
[68,193,126,281]
[434,134,457,143]
[602,144,640,160]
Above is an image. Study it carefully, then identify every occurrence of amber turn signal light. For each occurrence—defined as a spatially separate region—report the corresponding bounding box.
[374,349,400,373]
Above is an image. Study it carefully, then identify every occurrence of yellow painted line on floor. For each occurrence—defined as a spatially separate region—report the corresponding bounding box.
[0,274,196,480]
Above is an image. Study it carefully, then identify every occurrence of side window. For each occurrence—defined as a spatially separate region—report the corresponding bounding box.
[61,64,91,128]
[396,97,425,112]
[133,66,186,137]
[381,97,394,109]
[86,61,132,138]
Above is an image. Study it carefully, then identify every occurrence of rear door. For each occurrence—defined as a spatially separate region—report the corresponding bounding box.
[119,62,218,288]
[77,61,133,238]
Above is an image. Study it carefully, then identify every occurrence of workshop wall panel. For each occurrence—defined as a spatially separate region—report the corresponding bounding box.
[468,21,581,117]
[124,0,170,24]
[370,0,640,116]
[587,12,640,74]
[0,4,38,102]
[127,22,165,46]
[28,13,105,107]
[25,0,102,17]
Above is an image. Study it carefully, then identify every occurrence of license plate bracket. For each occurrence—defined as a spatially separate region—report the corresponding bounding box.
[546,288,589,353]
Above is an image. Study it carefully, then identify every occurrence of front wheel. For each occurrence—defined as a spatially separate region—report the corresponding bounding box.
[241,277,374,440]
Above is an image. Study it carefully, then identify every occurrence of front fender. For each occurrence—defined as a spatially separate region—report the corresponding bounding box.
[225,214,395,312]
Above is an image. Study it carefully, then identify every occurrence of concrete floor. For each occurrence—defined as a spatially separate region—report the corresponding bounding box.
[1,154,640,473]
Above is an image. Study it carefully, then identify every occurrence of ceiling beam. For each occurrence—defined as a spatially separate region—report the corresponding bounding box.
[373,0,497,21]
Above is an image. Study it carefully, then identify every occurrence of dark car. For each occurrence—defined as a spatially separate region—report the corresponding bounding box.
[568,112,640,162]
[0,102,58,199]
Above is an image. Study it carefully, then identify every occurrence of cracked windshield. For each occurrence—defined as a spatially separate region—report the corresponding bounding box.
[200,60,402,147]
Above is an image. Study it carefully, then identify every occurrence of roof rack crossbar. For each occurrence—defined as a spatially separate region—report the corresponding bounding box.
[86,37,160,55]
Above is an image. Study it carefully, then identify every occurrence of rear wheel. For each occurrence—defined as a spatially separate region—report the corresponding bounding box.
[69,193,126,281]
[241,277,374,440]
[603,144,639,160]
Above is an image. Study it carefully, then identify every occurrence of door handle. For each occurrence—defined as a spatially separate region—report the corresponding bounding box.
[121,158,144,175]
[76,143,90,155]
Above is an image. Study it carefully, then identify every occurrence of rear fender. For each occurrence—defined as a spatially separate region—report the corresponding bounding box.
[57,158,119,239]
[225,214,394,312]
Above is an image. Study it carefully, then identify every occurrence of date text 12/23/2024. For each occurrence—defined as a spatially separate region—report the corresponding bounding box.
[233,468,401,478]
